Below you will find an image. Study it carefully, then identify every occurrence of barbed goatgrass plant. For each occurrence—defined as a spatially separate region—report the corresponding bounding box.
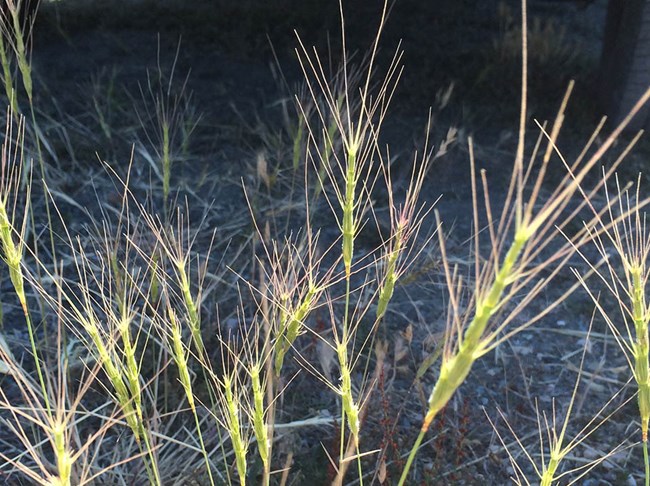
[572,175,650,486]
[2,0,650,484]
[398,2,650,481]
[136,40,200,215]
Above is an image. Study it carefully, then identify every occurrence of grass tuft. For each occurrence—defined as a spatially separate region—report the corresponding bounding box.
[2,1,650,484]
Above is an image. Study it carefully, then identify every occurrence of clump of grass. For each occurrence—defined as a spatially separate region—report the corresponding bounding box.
[0,166,154,484]
[4,1,650,484]
[224,4,441,481]
[291,3,410,477]
[0,316,131,486]
[25,179,234,484]
[42,220,162,484]
[398,1,650,480]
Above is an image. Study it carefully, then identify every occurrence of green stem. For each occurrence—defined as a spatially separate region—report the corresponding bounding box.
[24,305,50,414]
[540,451,560,486]
[28,94,59,364]
[192,407,215,486]
[140,424,162,486]
[340,277,351,465]
[356,443,363,486]
[398,428,426,486]
[643,440,650,486]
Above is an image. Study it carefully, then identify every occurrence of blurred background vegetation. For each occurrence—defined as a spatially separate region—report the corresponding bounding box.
[34,0,606,132]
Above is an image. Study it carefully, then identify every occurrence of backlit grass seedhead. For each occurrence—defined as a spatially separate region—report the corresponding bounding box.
[223,373,248,485]
[422,211,528,435]
[0,0,35,110]
[250,363,269,467]
[138,207,209,358]
[341,147,358,277]
[169,309,195,410]
[631,261,650,442]
[295,1,401,280]
[0,31,18,114]
[336,342,359,446]
[136,40,199,208]
[177,256,205,356]
[487,314,634,485]
[573,175,650,484]
[164,305,215,486]
[376,113,440,323]
[274,281,320,376]
[0,112,29,310]
[375,234,399,322]
[489,383,633,486]
[52,417,72,486]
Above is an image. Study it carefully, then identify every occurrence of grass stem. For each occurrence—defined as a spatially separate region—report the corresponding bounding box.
[643,440,650,486]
